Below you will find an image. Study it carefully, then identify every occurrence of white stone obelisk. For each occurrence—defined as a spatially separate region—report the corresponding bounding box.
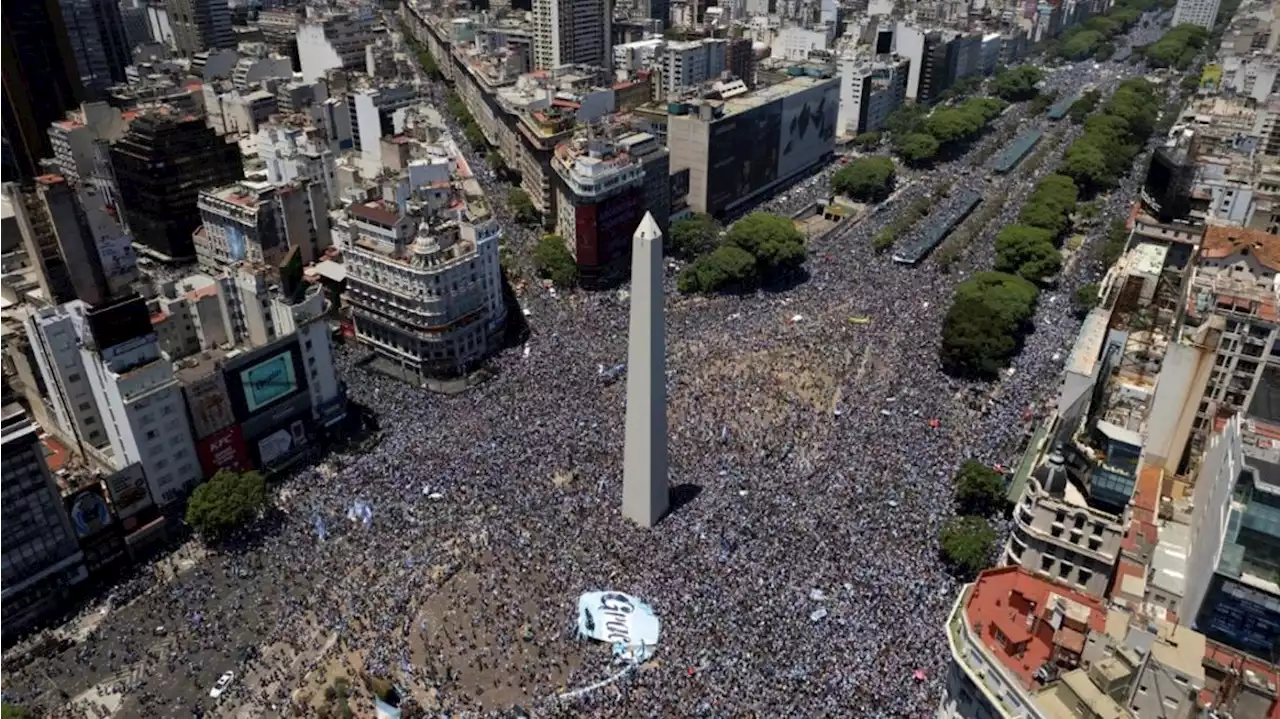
[622,211,669,527]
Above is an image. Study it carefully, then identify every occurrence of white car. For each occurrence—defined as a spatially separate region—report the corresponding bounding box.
[209,671,235,699]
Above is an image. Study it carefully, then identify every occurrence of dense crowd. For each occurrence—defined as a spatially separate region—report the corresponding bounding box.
[0,19,1172,719]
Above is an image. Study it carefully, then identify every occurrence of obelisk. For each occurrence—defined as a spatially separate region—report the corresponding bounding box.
[622,211,669,527]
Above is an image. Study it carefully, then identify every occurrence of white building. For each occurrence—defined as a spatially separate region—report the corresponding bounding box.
[296,13,379,83]
[838,55,909,137]
[348,84,421,172]
[533,0,611,70]
[197,179,332,270]
[47,103,130,185]
[257,122,340,209]
[342,197,506,379]
[73,305,203,506]
[24,304,111,451]
[774,25,833,62]
[1173,0,1221,30]
[613,38,665,73]
[658,39,728,98]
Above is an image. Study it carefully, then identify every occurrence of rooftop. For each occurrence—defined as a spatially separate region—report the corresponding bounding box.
[963,566,1107,691]
[348,200,404,227]
[1201,225,1280,271]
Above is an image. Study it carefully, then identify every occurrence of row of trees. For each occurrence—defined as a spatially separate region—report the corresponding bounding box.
[1067,89,1102,124]
[884,97,1007,165]
[831,156,896,202]
[1145,23,1210,69]
[993,173,1079,282]
[939,461,1009,576]
[1049,0,1152,61]
[677,213,807,293]
[1060,78,1160,193]
[940,271,1040,379]
[508,187,539,225]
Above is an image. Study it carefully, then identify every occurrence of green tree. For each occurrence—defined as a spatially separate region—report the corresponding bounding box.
[1060,30,1104,60]
[851,131,882,149]
[992,65,1045,102]
[1074,283,1102,316]
[831,156,896,201]
[668,213,721,260]
[186,470,269,540]
[1095,42,1116,61]
[1098,219,1130,267]
[1061,140,1115,191]
[723,212,807,276]
[1,706,34,719]
[884,104,927,137]
[940,516,997,577]
[1085,15,1121,36]
[941,272,1039,378]
[955,460,1008,515]
[532,234,577,288]
[893,132,940,164]
[995,225,1061,282]
[1180,72,1203,93]
[676,245,758,293]
[508,188,539,225]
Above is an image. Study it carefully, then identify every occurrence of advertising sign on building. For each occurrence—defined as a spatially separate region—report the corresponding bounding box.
[196,424,252,478]
[184,371,236,440]
[104,463,153,521]
[67,489,114,539]
[257,419,309,465]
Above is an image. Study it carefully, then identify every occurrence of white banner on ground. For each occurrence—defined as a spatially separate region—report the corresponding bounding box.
[576,592,660,662]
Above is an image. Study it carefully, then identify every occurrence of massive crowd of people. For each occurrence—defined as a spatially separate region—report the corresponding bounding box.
[0,19,1174,719]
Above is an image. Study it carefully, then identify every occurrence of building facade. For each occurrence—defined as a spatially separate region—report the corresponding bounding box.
[165,0,234,57]
[58,0,131,100]
[533,0,611,70]
[1,403,87,639]
[111,112,244,260]
[1,0,82,180]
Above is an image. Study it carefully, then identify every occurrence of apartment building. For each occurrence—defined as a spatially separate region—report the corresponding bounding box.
[532,0,611,70]
[297,12,379,83]
[196,179,331,271]
[1173,0,1222,30]
[657,39,728,99]
[838,54,910,137]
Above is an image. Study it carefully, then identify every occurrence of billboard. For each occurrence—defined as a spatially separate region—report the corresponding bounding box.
[705,101,782,217]
[184,371,236,440]
[256,419,309,466]
[225,337,304,417]
[197,424,253,478]
[777,79,840,181]
[104,463,153,521]
[67,489,114,539]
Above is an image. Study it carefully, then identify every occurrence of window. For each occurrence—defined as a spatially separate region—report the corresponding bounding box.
[78,402,92,411]
[1055,510,1066,524]
[67,372,82,382]
[145,430,158,440]
[1041,556,1054,572]
[84,416,97,426]
[1078,569,1092,587]
[1058,563,1071,578]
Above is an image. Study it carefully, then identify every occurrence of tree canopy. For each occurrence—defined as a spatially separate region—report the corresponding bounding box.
[1146,24,1210,69]
[508,188,539,225]
[532,234,577,288]
[1074,284,1102,316]
[995,224,1062,283]
[677,245,758,294]
[831,156,896,201]
[992,66,1045,102]
[851,131,882,149]
[892,132,941,164]
[186,470,269,540]
[668,213,721,261]
[722,212,807,277]
[1017,174,1079,238]
[941,272,1039,378]
[1060,79,1160,193]
[955,461,1008,516]
[940,516,997,577]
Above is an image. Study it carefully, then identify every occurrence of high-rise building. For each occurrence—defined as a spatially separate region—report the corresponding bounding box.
[552,130,669,287]
[165,0,234,58]
[1173,0,1222,30]
[658,39,728,98]
[727,37,757,88]
[111,111,243,260]
[3,176,133,309]
[533,0,611,70]
[256,121,339,209]
[57,0,131,100]
[838,54,910,137]
[1,403,88,637]
[119,0,154,49]
[1,0,83,181]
